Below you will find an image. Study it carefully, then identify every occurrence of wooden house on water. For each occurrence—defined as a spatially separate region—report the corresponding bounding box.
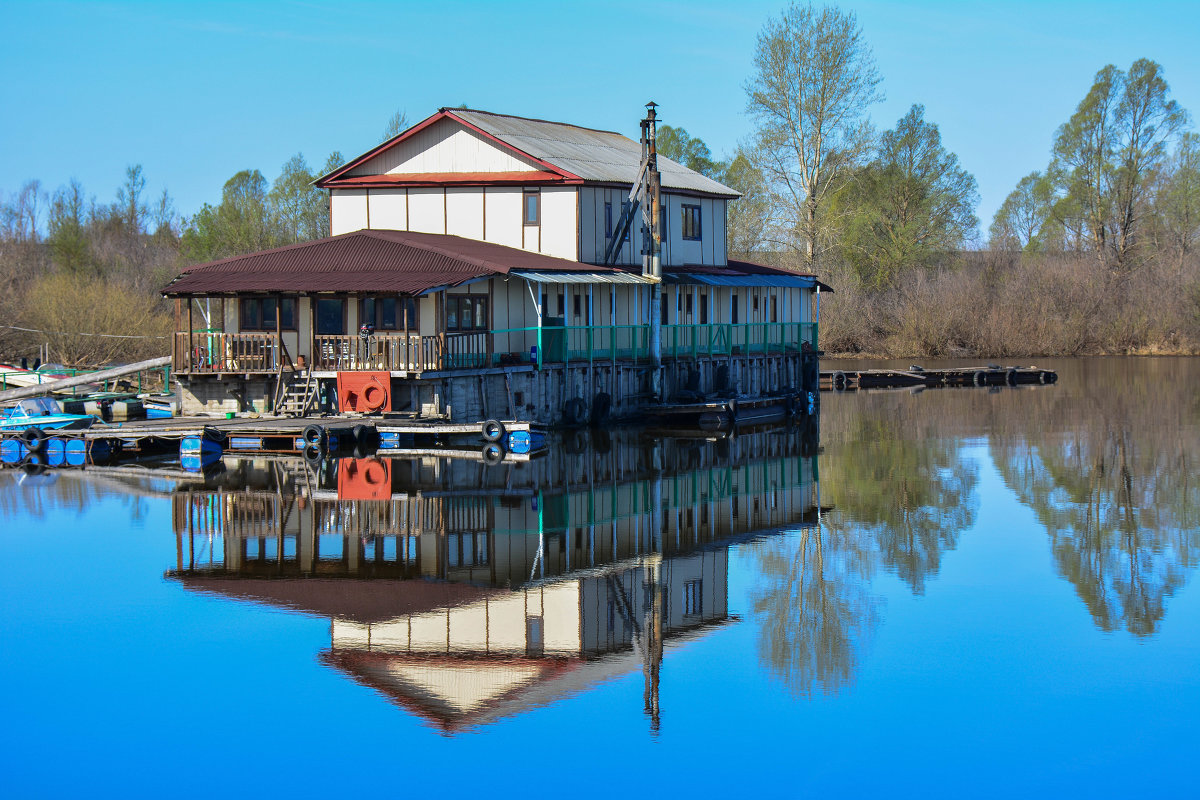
[163,105,828,423]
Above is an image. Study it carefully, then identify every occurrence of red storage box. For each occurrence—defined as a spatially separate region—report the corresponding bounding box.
[336,371,391,413]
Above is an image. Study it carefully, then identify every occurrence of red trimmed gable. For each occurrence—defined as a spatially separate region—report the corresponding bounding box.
[315,109,583,188]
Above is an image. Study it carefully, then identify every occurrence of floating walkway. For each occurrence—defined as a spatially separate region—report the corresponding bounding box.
[820,364,1057,392]
[0,415,544,471]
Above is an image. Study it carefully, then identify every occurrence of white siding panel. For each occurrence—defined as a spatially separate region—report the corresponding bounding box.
[714,198,727,265]
[367,189,407,230]
[445,188,484,240]
[484,187,523,249]
[407,188,445,234]
[331,189,368,235]
[348,119,540,176]
[539,187,577,260]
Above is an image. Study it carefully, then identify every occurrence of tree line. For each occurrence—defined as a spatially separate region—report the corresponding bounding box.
[0,147,350,365]
[685,2,1198,356]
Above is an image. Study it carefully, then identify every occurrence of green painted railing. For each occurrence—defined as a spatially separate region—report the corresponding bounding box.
[457,321,818,369]
[0,365,171,396]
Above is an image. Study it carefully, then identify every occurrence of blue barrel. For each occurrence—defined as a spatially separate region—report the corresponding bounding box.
[65,439,87,467]
[44,438,67,467]
[1,438,25,465]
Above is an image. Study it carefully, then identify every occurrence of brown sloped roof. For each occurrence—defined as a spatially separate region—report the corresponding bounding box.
[161,229,604,296]
[174,575,497,624]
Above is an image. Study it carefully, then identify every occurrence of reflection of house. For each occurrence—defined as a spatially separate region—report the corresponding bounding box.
[166,431,819,731]
[162,106,825,420]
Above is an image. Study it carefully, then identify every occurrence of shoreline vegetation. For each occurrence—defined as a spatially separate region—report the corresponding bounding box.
[2,2,1197,366]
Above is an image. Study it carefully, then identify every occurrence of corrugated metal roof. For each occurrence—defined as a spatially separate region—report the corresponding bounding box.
[452,109,739,198]
[665,273,818,288]
[161,230,612,296]
[513,270,650,285]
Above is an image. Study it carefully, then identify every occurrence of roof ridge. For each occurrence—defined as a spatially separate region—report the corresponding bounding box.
[447,107,623,137]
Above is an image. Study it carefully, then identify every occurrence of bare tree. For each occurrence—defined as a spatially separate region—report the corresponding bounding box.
[382,109,409,142]
[745,2,882,270]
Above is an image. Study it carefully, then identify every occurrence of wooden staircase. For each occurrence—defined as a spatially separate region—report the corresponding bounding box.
[272,368,317,417]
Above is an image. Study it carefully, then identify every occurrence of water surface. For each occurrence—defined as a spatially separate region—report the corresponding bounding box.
[2,357,1197,797]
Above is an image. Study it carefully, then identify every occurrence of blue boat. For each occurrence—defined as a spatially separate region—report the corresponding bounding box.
[0,397,98,431]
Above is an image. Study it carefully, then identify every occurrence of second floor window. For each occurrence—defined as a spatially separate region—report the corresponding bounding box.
[523,190,540,225]
[605,201,613,238]
[681,204,702,240]
[240,297,296,331]
[446,295,488,332]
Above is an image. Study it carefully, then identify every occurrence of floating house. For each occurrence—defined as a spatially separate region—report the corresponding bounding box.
[163,105,827,423]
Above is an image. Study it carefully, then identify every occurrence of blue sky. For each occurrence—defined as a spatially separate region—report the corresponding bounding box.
[2,0,1198,239]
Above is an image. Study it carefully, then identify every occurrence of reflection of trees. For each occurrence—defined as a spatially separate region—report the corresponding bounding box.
[748,526,880,697]
[983,357,1200,635]
[996,426,1200,636]
[823,400,980,595]
[748,391,977,696]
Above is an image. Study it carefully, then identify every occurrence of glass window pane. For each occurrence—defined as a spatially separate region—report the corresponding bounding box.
[361,298,375,328]
[240,299,260,330]
[475,298,487,329]
[281,299,296,329]
[262,298,277,329]
[524,192,538,224]
[446,299,458,331]
[380,298,397,329]
[316,299,345,335]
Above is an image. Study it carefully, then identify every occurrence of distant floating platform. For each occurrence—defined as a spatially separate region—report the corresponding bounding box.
[820,365,1058,392]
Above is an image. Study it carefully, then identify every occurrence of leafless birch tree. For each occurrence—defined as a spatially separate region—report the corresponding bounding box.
[745,2,882,270]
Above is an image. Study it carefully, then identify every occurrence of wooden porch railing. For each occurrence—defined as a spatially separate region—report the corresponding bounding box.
[312,333,426,372]
[173,332,281,373]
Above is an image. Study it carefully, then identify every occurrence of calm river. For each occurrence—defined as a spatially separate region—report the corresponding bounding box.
[2,357,1197,797]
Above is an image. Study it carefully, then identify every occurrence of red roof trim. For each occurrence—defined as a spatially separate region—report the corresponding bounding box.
[316,109,585,188]
[324,170,579,188]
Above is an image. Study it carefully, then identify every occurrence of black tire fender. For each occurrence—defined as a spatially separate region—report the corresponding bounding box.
[20,427,47,453]
[481,419,506,443]
[481,442,505,465]
[302,424,326,450]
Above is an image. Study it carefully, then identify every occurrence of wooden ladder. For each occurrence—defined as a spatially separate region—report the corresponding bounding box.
[272,368,316,417]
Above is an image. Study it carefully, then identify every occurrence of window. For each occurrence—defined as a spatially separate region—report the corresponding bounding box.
[683,580,703,616]
[315,298,345,335]
[360,297,417,330]
[700,292,708,324]
[681,204,702,240]
[572,294,582,318]
[446,295,488,332]
[731,296,739,325]
[605,201,613,238]
[556,292,565,316]
[526,616,544,655]
[523,190,540,225]
[447,532,488,568]
[239,297,296,331]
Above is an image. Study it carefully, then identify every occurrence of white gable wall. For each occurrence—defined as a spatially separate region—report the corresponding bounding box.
[348,118,542,176]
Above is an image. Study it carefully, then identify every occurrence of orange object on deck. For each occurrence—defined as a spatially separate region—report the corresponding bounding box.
[337,371,391,413]
[337,458,392,501]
